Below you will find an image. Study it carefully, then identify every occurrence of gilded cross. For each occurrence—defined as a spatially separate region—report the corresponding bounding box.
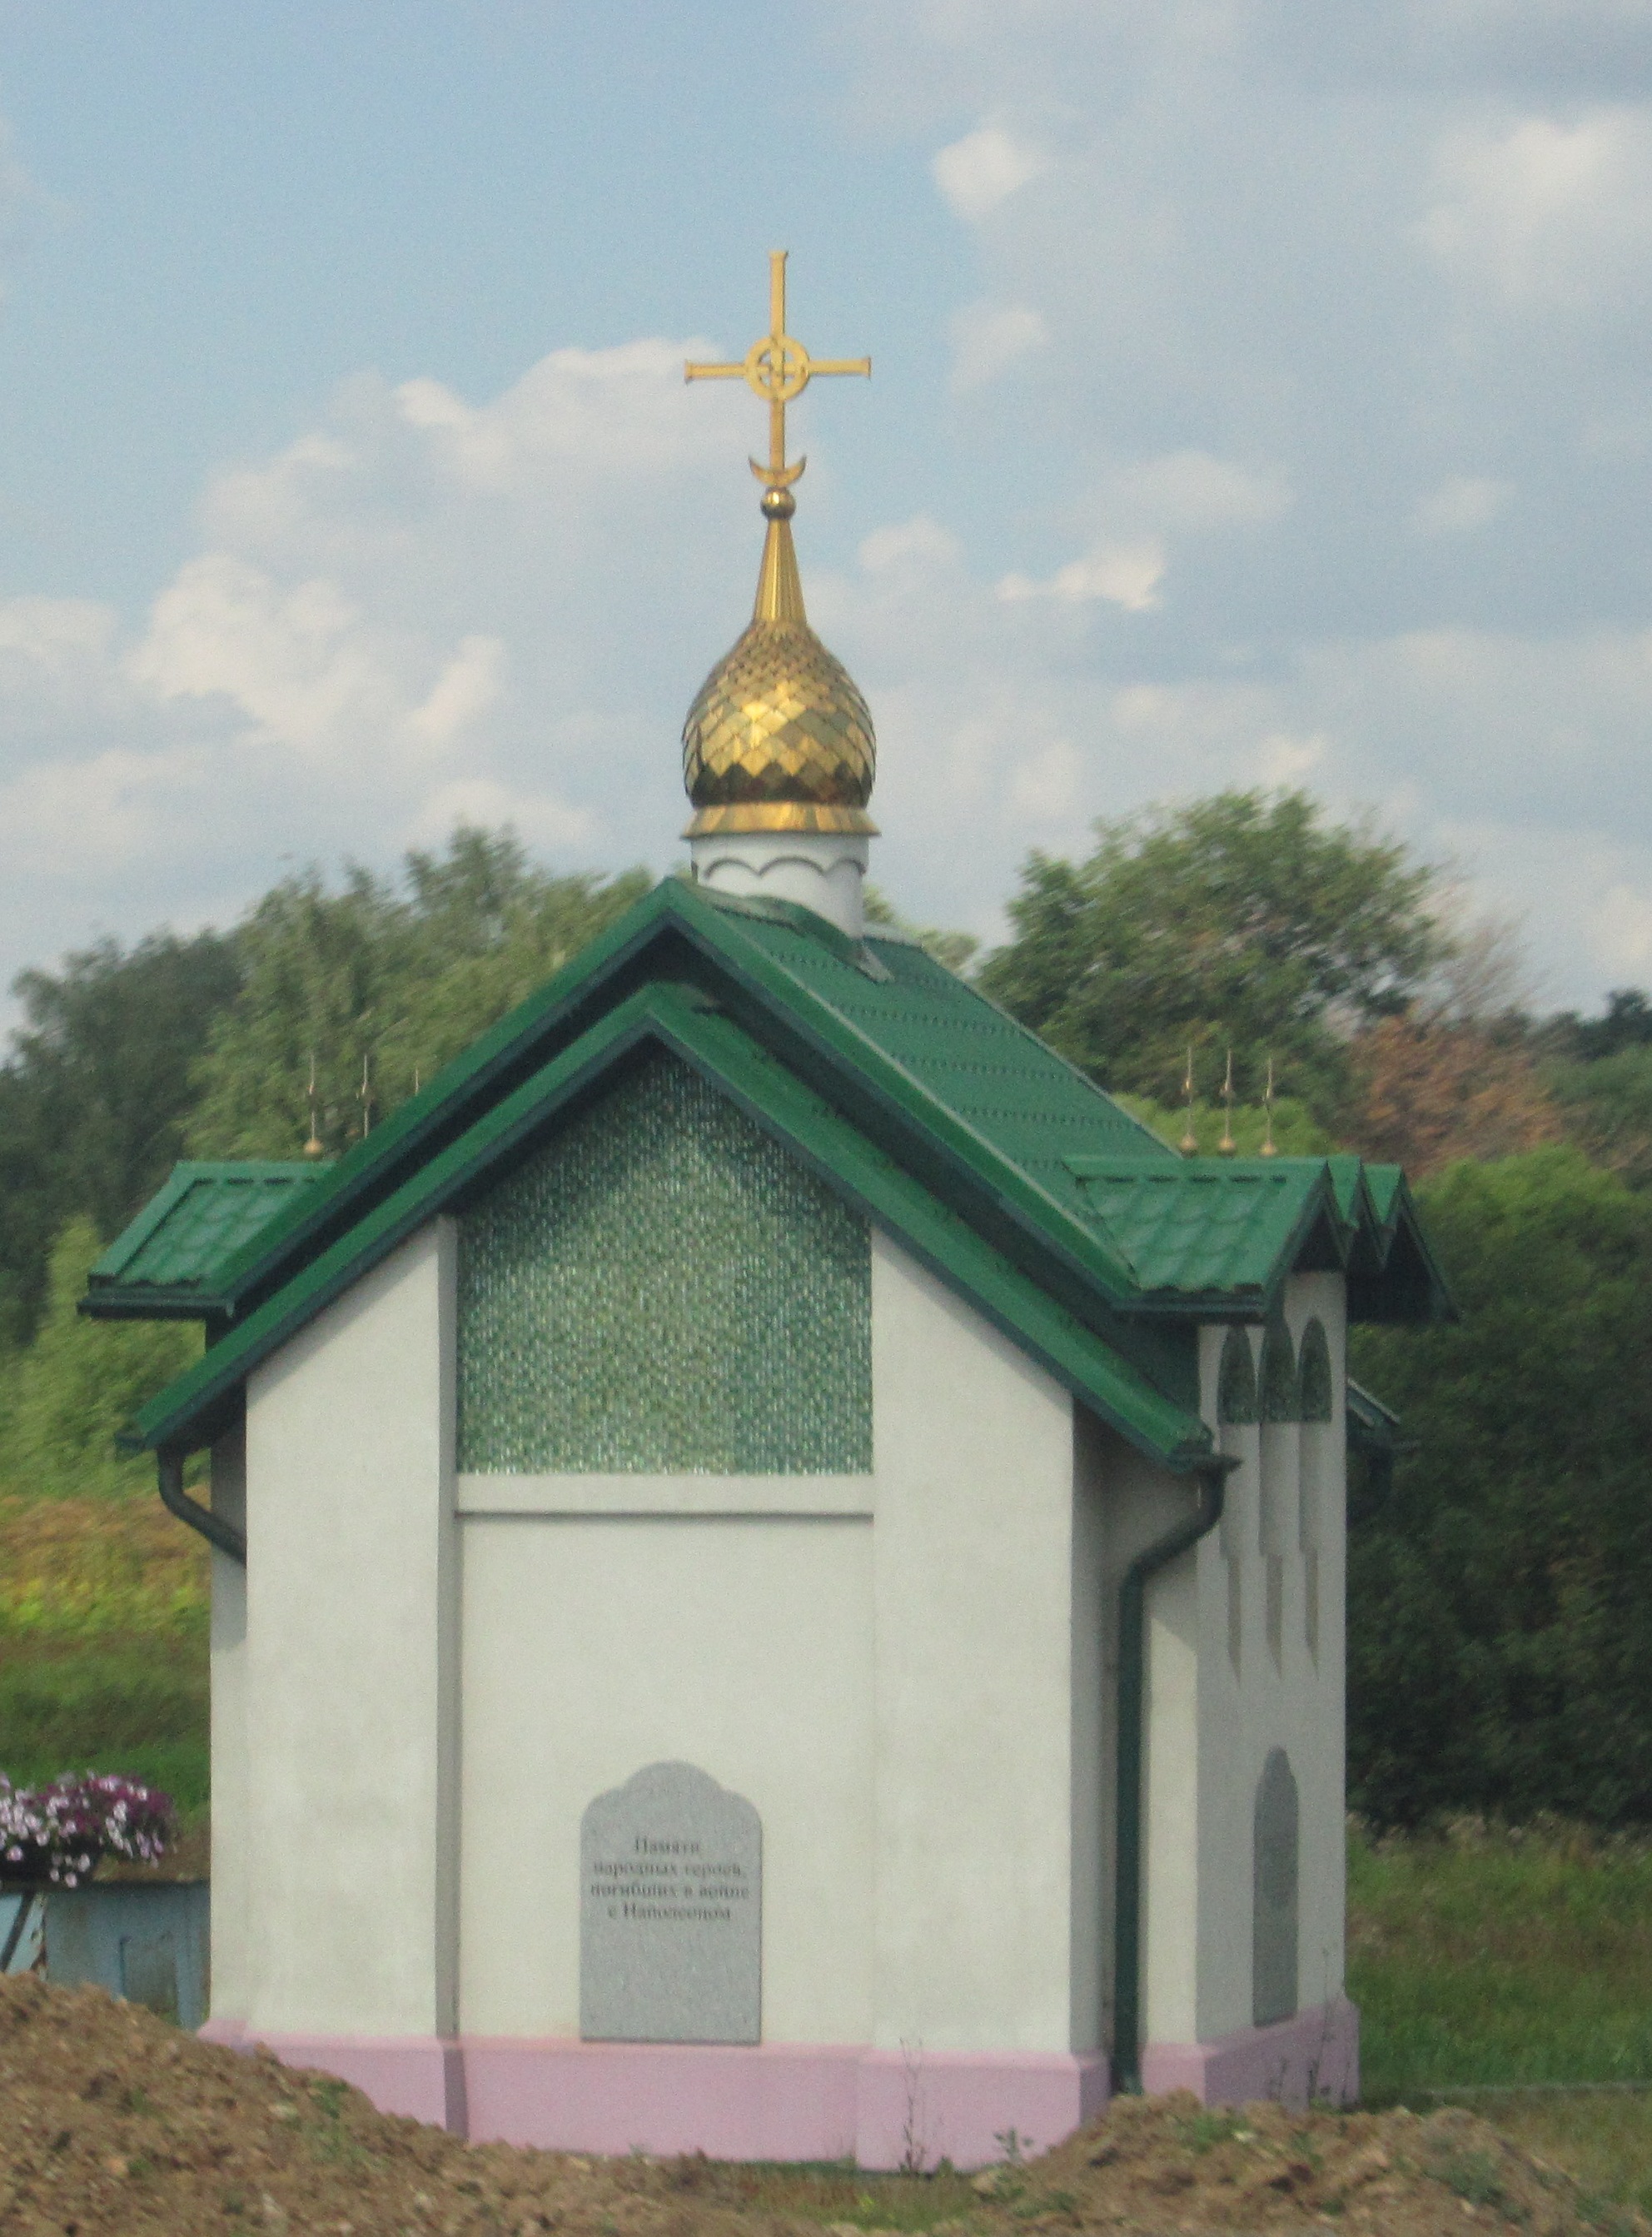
[685,251,870,491]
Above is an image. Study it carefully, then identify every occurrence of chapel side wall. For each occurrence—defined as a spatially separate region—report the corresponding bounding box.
[1069,1410,1108,2055]
[207,1417,249,2028]
[870,1233,1078,2054]
[242,1218,460,2039]
[1192,1274,1349,2048]
[1289,1272,1348,2021]
[1119,1446,1205,2051]
[457,1509,875,2045]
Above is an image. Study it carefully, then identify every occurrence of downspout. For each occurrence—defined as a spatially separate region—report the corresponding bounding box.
[1111,1460,1227,2095]
[157,1447,245,1566]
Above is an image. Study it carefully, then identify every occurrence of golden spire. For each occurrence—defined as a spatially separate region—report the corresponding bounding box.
[1218,1049,1237,1157]
[681,254,878,838]
[303,1053,325,1161]
[1179,1046,1199,1157]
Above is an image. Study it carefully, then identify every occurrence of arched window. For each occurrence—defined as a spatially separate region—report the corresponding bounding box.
[1297,1318,1333,1422]
[1217,1326,1258,1424]
[1253,1747,1300,2026]
[1259,1319,1298,1422]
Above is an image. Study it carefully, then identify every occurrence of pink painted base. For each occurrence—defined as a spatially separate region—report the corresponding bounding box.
[1141,1998,1360,2110]
[199,2019,468,2131]
[198,2003,1355,2162]
[202,2023,1105,2170]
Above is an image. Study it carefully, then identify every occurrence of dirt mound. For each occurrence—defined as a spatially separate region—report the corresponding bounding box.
[0,1976,1641,2237]
[1010,2089,1647,2233]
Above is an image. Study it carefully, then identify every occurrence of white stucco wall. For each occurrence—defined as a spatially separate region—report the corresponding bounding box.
[1190,1274,1349,2046]
[868,1236,1082,2054]
[241,1219,460,2038]
[215,1158,1349,2070]
[456,1228,1094,2055]
[208,1420,249,2027]
[459,1512,875,2042]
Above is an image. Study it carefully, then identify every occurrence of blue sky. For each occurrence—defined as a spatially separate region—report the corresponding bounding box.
[2,1,1652,1025]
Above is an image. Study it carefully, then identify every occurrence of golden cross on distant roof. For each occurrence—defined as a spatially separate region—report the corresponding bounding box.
[685,251,870,491]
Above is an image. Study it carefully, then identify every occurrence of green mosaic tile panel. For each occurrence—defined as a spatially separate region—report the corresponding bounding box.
[457,1051,872,1473]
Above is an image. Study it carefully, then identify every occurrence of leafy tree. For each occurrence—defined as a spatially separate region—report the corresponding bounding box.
[188,829,650,1158]
[1349,1147,1652,1827]
[978,790,1446,1118]
[0,1220,200,1499]
[0,931,241,1346]
[1555,988,1652,1062]
[1346,1016,1564,1179]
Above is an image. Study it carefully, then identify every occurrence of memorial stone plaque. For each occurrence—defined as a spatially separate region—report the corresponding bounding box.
[580,1761,761,2044]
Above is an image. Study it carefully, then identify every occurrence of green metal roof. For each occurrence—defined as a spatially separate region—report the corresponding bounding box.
[126,985,1214,1472]
[94,878,1448,1468]
[1061,1159,1343,1300]
[83,1161,326,1318]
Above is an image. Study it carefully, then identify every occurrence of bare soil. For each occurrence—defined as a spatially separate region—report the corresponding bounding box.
[0,1975,1641,2237]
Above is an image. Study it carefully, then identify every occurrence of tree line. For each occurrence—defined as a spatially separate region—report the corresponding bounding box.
[5,795,1652,1827]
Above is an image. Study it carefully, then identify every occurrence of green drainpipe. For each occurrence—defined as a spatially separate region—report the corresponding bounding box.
[157,1447,246,1566]
[1111,1462,1227,2095]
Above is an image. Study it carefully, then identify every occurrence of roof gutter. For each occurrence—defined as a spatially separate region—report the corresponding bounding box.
[157,1447,245,1566]
[1110,1458,1227,2095]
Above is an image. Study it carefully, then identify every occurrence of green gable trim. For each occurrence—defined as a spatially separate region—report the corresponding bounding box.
[192,879,1166,1332]
[152,880,1439,1361]
[127,984,1214,1474]
[82,1161,327,1318]
[458,1051,873,1474]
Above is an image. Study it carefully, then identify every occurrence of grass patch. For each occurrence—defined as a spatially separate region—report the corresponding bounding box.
[0,1492,207,1805]
[1348,1819,1652,2095]
[1461,2094,1652,2225]
[1349,1820,1652,2221]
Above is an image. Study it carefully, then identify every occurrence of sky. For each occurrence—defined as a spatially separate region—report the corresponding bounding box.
[1,0,1651,1029]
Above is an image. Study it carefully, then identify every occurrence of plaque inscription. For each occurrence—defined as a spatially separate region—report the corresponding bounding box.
[580,1761,761,2044]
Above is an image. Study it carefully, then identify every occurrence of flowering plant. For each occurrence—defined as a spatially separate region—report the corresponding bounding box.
[0,1773,174,1887]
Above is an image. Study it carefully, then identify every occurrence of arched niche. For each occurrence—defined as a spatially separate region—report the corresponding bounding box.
[1252,1746,1300,2027]
[1297,1318,1333,1423]
[1217,1326,1258,1425]
[1259,1319,1298,1423]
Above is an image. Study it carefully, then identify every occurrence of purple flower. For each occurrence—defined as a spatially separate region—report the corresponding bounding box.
[0,1774,174,1886]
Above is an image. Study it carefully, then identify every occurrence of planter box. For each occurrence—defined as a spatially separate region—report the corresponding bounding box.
[2,1881,211,2029]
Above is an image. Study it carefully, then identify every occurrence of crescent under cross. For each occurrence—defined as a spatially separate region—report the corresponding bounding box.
[684,250,870,490]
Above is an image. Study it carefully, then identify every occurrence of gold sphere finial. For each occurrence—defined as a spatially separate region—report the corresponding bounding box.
[761,486,796,521]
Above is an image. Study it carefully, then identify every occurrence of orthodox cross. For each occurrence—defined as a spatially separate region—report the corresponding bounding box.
[685,251,870,491]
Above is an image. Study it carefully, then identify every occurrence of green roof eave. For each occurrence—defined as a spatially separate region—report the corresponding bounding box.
[127,984,1214,1477]
[83,1159,328,1315]
[199,879,1152,1327]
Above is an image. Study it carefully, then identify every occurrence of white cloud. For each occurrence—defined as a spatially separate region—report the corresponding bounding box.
[998,541,1167,610]
[948,300,1050,391]
[1418,106,1652,306]
[1110,450,1292,531]
[858,516,963,577]
[1413,474,1513,534]
[932,123,1048,221]
[1592,881,1652,975]
[1254,730,1328,785]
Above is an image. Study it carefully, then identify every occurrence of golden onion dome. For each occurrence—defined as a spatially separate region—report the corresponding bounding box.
[682,487,877,838]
